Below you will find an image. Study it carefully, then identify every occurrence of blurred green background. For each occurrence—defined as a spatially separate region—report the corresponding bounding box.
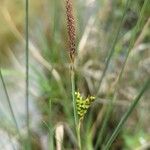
[0,0,150,149]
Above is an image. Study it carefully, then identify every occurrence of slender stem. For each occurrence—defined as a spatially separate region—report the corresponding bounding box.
[86,0,131,141]
[96,0,131,96]
[95,0,148,148]
[25,0,30,149]
[94,103,112,149]
[104,78,150,150]
[115,0,149,88]
[48,99,54,150]
[0,69,21,139]
[71,65,77,126]
[71,64,81,149]
[77,120,82,150]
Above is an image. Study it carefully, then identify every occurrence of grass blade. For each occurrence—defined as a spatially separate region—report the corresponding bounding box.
[0,69,21,138]
[86,0,130,140]
[95,0,149,148]
[86,0,131,146]
[104,78,150,150]
[25,0,31,148]
[71,67,81,149]
[48,99,54,150]
[115,0,149,88]
[96,0,131,95]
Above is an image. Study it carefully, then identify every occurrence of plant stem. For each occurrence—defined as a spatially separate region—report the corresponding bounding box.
[48,99,54,150]
[96,0,131,96]
[94,103,112,149]
[86,0,131,141]
[77,120,82,150]
[71,64,81,149]
[0,69,21,139]
[25,0,31,149]
[104,78,150,150]
[95,0,149,148]
[71,65,77,126]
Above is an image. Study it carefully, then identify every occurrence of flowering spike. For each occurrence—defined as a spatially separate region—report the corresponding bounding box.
[65,0,76,62]
[75,92,95,120]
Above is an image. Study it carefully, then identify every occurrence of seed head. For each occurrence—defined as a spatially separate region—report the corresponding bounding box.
[65,0,76,62]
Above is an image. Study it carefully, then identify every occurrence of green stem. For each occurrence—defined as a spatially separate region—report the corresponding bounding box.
[71,65,77,127]
[104,78,150,150]
[71,64,81,149]
[48,99,54,150]
[86,0,131,140]
[96,0,131,96]
[25,0,31,149]
[77,120,82,150]
[95,0,149,148]
[0,69,21,139]
[94,103,112,149]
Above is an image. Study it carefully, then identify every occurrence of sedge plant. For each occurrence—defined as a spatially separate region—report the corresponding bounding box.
[65,0,96,149]
[65,0,80,148]
[0,0,149,149]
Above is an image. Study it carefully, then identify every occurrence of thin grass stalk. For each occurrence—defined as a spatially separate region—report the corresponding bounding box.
[94,103,112,149]
[104,78,150,150]
[95,0,149,148]
[115,0,149,87]
[65,0,81,149]
[52,0,69,103]
[96,0,131,96]
[51,0,57,53]
[86,132,93,150]
[48,99,54,150]
[86,0,131,138]
[77,119,81,150]
[71,67,81,149]
[0,69,21,139]
[25,0,31,149]
[71,68,77,126]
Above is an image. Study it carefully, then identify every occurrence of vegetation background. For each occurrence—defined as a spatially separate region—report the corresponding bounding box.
[0,0,150,149]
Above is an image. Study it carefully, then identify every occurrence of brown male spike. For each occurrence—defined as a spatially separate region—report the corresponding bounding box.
[65,0,76,63]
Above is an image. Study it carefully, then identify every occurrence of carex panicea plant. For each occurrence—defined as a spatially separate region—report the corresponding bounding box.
[0,0,149,149]
[65,0,95,149]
